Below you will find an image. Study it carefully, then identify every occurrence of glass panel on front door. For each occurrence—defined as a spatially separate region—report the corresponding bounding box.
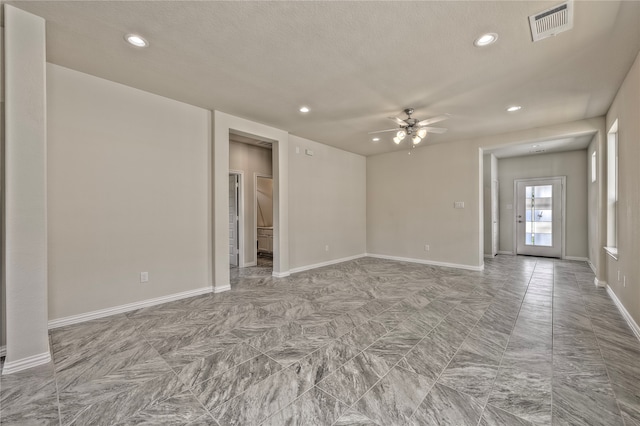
[525,185,553,247]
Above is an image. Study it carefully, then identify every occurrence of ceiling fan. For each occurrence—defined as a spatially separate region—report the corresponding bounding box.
[369,108,450,146]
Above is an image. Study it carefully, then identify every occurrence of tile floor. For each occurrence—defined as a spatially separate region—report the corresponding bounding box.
[1,256,639,425]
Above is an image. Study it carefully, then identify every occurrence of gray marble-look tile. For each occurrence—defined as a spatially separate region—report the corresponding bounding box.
[552,375,624,426]
[316,351,391,406]
[480,404,535,426]
[438,349,500,402]
[399,326,462,383]
[333,410,380,425]
[487,367,552,425]
[354,365,431,426]
[410,382,483,426]
[337,320,388,352]
[0,362,57,409]
[289,340,360,386]
[261,386,347,426]
[157,332,242,370]
[211,368,311,425]
[611,384,640,426]
[0,391,60,426]
[266,331,334,367]
[365,327,422,367]
[176,342,260,387]
[112,391,209,425]
[59,371,188,426]
[192,353,282,411]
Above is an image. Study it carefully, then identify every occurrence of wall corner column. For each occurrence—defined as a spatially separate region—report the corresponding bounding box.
[3,5,51,374]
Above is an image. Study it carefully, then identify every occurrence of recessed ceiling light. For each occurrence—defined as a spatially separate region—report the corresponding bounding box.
[299,106,310,113]
[125,34,148,48]
[506,105,522,112]
[372,137,380,142]
[474,33,498,47]
[532,144,540,148]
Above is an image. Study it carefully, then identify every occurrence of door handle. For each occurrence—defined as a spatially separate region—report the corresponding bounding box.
[518,220,523,223]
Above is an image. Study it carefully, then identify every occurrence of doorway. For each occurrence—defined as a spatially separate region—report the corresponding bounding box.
[515,177,565,258]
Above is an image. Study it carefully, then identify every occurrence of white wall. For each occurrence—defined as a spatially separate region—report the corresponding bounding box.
[288,135,366,270]
[605,50,640,327]
[497,150,589,258]
[229,141,272,265]
[47,64,211,320]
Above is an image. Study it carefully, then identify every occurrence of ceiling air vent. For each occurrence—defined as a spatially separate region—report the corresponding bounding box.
[529,1,574,42]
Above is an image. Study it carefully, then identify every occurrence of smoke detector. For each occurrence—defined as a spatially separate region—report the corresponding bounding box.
[529,1,574,42]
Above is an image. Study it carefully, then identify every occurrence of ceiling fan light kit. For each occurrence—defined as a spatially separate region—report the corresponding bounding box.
[369,108,450,147]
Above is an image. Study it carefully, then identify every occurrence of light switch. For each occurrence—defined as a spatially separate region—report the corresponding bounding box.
[454,201,465,209]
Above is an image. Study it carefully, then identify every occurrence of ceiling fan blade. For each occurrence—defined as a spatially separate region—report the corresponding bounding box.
[420,126,447,134]
[388,116,407,126]
[417,114,451,126]
[368,128,400,134]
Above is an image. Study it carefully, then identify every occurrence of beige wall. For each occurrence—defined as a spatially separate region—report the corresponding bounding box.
[497,150,589,258]
[367,141,482,268]
[229,141,272,266]
[47,64,211,320]
[367,118,603,271]
[605,50,640,327]
[289,135,366,270]
[1,25,5,351]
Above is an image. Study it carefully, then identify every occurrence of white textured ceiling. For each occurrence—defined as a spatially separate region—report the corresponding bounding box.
[7,1,640,156]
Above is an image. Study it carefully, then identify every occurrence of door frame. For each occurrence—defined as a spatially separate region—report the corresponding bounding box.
[254,173,273,266]
[513,176,566,259]
[491,179,499,257]
[229,169,245,268]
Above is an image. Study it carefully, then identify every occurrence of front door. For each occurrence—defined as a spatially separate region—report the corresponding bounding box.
[515,177,563,258]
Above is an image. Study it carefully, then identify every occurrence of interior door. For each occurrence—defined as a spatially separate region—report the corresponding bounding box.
[515,177,563,258]
[229,174,239,266]
[491,180,499,256]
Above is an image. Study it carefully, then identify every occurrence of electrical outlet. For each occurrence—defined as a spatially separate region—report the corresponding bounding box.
[623,276,626,287]
[140,272,149,283]
[424,244,430,251]
[325,245,329,252]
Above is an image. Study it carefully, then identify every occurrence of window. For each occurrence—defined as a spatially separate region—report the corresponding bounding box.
[591,151,597,183]
[606,120,618,252]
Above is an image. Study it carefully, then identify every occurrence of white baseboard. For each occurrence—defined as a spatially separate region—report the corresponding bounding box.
[213,284,231,293]
[484,253,496,258]
[243,261,257,267]
[594,277,607,288]
[366,253,484,272]
[48,286,213,329]
[564,256,589,262]
[0,345,6,357]
[587,259,597,275]
[607,285,640,342]
[272,271,290,278]
[497,251,514,255]
[289,254,368,275]
[2,351,51,375]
